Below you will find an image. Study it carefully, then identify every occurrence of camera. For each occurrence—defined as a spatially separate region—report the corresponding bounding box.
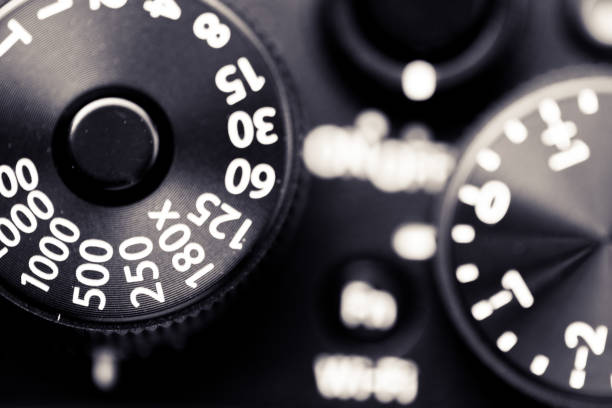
[0,1,609,407]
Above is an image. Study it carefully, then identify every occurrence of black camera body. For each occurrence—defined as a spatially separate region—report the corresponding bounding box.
[0,0,608,407]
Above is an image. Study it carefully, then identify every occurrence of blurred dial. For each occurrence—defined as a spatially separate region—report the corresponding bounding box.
[437,72,612,407]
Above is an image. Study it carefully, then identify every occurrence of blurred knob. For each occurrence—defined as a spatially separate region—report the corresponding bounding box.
[326,0,528,100]
[355,0,491,63]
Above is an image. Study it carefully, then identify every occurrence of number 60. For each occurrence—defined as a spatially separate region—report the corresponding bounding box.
[224,158,275,200]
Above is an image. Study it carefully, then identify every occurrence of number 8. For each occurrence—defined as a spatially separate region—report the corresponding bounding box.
[193,13,231,49]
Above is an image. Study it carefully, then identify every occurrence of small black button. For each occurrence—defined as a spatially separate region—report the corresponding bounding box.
[68,97,159,191]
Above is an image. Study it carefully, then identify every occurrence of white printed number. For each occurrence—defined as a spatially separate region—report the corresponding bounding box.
[225,158,276,199]
[156,222,215,289]
[22,218,80,294]
[72,239,113,310]
[120,237,165,308]
[193,12,230,49]
[187,192,253,250]
[0,159,45,260]
[73,287,106,310]
[228,107,278,148]
[459,180,511,225]
[143,0,181,20]
[475,181,510,225]
[216,57,265,106]
[565,322,608,389]
[539,98,590,172]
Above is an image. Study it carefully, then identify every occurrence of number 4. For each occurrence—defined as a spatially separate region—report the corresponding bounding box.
[143,0,181,20]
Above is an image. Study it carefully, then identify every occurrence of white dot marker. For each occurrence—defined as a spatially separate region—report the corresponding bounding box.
[451,224,475,244]
[458,184,480,206]
[392,223,437,261]
[496,331,518,352]
[92,348,118,391]
[578,88,599,115]
[456,264,479,283]
[471,300,494,321]
[570,369,586,390]
[504,119,528,144]
[402,60,437,101]
[530,355,549,376]
[476,148,501,172]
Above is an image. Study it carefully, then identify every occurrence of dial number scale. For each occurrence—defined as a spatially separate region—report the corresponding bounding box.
[437,75,612,406]
[0,0,298,328]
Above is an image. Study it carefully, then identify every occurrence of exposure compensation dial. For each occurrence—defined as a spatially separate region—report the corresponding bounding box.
[437,72,612,407]
[0,0,298,330]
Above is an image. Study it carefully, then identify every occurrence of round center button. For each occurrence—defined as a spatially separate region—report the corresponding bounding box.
[67,97,160,192]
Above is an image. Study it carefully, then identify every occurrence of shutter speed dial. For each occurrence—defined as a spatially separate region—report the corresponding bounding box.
[0,0,298,330]
[437,72,612,407]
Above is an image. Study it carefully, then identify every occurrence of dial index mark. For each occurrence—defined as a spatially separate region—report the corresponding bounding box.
[504,119,527,144]
[458,184,479,206]
[451,224,475,243]
[456,264,479,283]
[496,331,518,352]
[530,355,549,376]
[476,148,501,172]
[570,345,589,390]
[470,270,533,321]
[578,89,599,115]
